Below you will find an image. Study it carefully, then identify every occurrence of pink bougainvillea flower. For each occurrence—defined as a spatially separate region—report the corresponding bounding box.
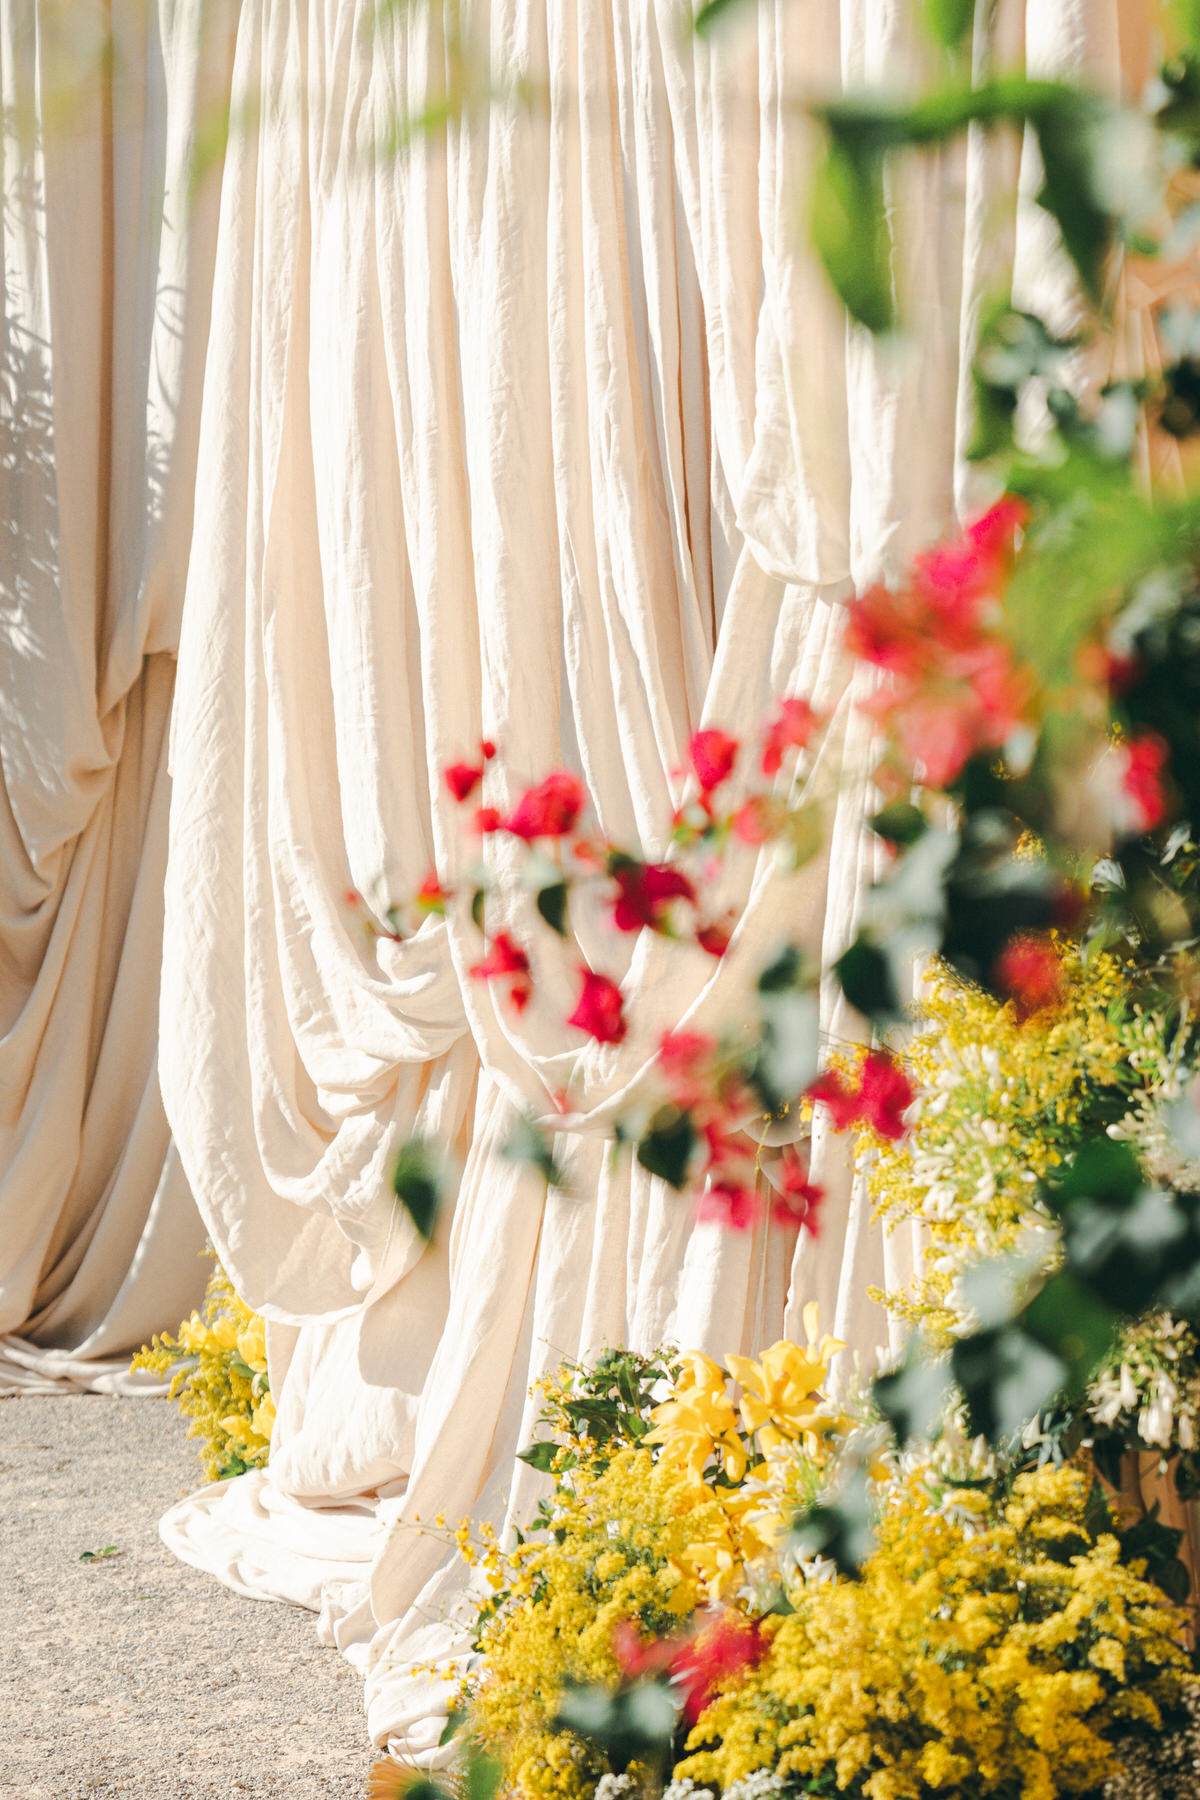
[479,738,498,761]
[843,583,926,678]
[1119,730,1171,835]
[505,770,586,840]
[805,1069,861,1132]
[771,1152,825,1235]
[993,933,1066,1024]
[567,968,627,1043]
[444,761,484,803]
[469,931,533,1013]
[894,694,979,790]
[689,728,740,794]
[473,805,503,834]
[732,796,774,845]
[913,496,1027,625]
[610,859,695,933]
[696,1179,757,1232]
[856,1051,915,1141]
[611,1620,681,1681]
[657,1029,716,1077]
[761,696,822,777]
[415,870,450,915]
[670,1614,766,1725]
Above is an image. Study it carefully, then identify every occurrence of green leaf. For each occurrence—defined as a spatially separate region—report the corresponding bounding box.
[553,1680,679,1773]
[810,138,894,334]
[693,0,742,32]
[1021,1270,1120,1393]
[438,1711,467,1750]
[464,1748,504,1800]
[535,880,569,936]
[868,801,928,847]
[789,1471,877,1574]
[874,1351,953,1445]
[502,1113,568,1191]
[921,0,975,50]
[515,1439,559,1473]
[391,1136,446,1241]
[833,935,902,1023]
[952,1325,1068,1442]
[636,1107,698,1190]
[756,989,821,1104]
[1029,94,1115,305]
[470,887,487,932]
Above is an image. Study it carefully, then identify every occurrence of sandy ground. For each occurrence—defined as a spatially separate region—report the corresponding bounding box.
[0,1395,376,1799]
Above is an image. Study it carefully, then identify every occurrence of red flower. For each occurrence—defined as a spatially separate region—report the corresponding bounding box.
[771,1152,825,1235]
[505,770,586,840]
[670,1615,766,1725]
[567,968,627,1043]
[993,934,1066,1023]
[469,932,533,1013]
[732,797,774,845]
[805,1069,860,1132]
[610,859,695,933]
[474,806,503,834]
[689,728,740,794]
[894,694,978,790]
[445,762,484,803]
[696,919,732,958]
[657,1029,716,1076]
[1120,730,1171,835]
[843,583,926,678]
[611,1621,681,1681]
[343,888,362,908]
[415,870,450,914]
[856,1051,914,1141]
[696,1178,757,1231]
[761,696,822,776]
[479,738,498,761]
[807,1055,913,1141]
[913,497,1026,625]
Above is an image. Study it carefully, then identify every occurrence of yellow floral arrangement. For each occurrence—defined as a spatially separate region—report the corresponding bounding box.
[678,1464,1193,1800]
[458,1316,859,1800]
[862,945,1154,1337]
[133,1255,274,1480]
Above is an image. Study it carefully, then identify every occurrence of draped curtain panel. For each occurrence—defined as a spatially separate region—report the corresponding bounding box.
[0,0,235,1392]
[154,0,1124,1761]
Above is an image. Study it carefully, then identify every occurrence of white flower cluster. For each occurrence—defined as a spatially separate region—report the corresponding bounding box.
[723,1771,786,1800]
[662,1779,715,1800]
[1090,1313,1200,1456]
[593,1775,634,1800]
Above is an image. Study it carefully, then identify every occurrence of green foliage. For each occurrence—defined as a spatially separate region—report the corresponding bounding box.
[391,1135,447,1240]
[502,1113,569,1192]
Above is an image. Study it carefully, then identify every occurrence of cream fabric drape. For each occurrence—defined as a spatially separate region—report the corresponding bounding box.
[157,0,1125,1760]
[0,0,235,1393]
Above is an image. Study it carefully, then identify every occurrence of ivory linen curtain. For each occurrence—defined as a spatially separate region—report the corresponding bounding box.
[156,0,1124,1760]
[0,0,235,1392]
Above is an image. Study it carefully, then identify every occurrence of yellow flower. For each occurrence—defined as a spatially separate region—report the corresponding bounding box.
[132,1252,272,1481]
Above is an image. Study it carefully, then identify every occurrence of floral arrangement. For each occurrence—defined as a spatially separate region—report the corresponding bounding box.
[448,1343,1197,1800]
[133,1255,273,1481]
[455,1323,863,1800]
[855,944,1200,1493]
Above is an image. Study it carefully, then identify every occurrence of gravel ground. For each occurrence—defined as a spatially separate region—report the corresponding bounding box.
[0,1395,376,1799]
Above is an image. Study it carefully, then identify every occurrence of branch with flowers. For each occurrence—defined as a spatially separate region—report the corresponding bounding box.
[350,8,1200,1797]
